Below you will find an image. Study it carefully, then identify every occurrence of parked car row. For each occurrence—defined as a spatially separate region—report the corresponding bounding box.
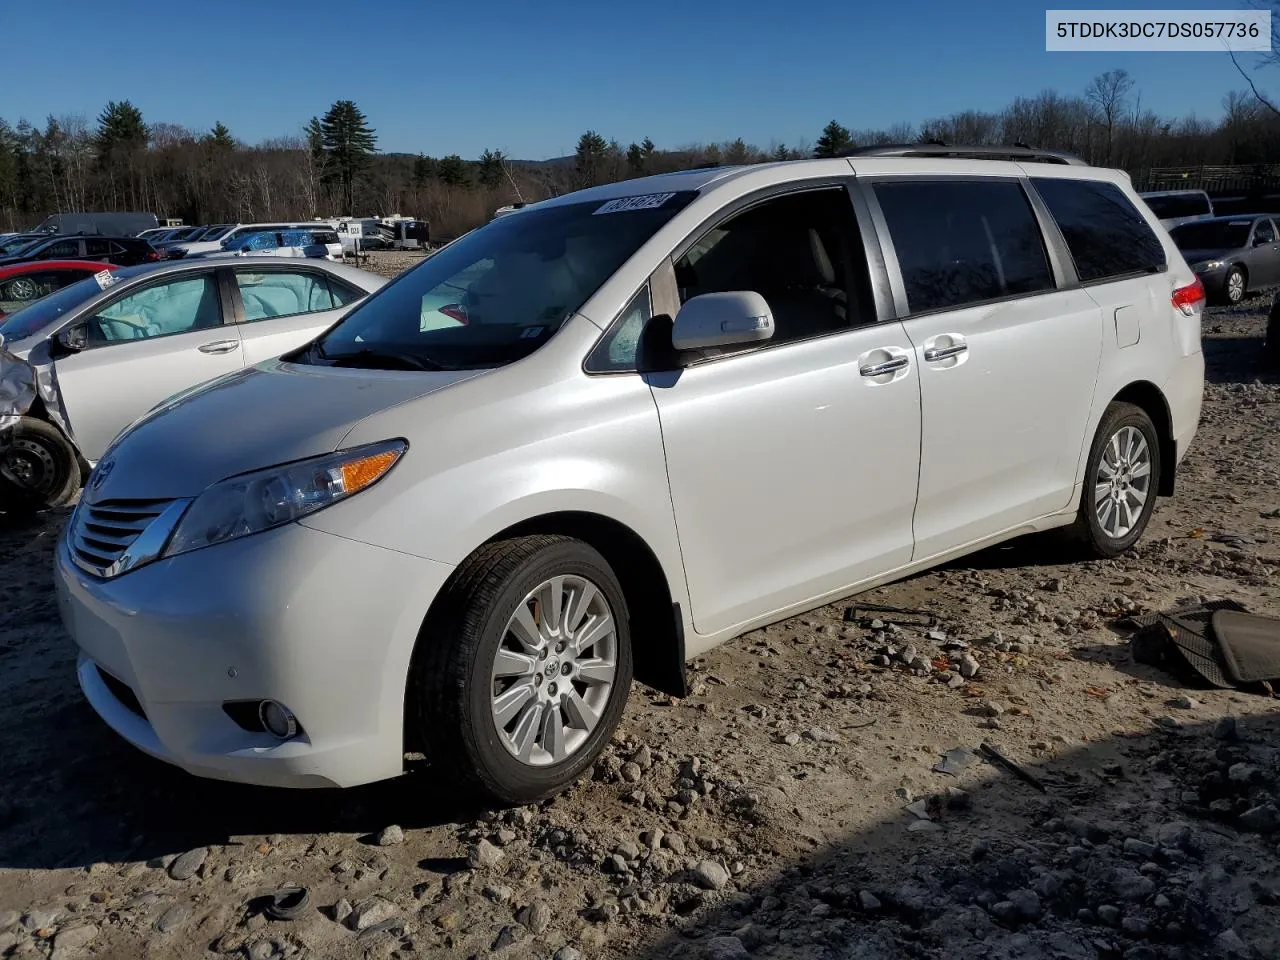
[37,146,1206,806]
[0,234,159,269]
[0,257,386,510]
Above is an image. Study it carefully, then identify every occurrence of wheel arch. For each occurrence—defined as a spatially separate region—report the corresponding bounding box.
[1111,380,1176,496]
[24,399,90,478]
[403,510,689,756]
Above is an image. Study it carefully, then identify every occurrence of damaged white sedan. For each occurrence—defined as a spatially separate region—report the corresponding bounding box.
[0,258,384,510]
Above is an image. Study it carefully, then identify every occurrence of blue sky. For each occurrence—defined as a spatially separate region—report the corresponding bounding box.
[2,0,1273,158]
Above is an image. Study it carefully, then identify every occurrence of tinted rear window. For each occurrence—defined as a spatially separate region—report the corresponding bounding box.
[1169,220,1253,250]
[1142,193,1212,220]
[873,179,1054,314]
[1032,178,1167,283]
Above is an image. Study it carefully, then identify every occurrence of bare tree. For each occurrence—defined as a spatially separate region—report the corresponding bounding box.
[1086,69,1134,164]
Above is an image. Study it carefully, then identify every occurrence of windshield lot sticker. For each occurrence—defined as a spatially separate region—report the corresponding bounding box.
[520,326,545,339]
[594,193,676,215]
[93,269,118,289]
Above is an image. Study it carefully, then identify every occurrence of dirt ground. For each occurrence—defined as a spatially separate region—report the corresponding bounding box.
[1,292,1278,960]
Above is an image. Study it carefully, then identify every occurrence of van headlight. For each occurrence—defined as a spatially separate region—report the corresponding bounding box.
[162,439,406,559]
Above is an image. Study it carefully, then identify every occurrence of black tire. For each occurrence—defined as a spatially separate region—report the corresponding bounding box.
[0,417,81,512]
[412,535,634,805]
[1224,265,1247,305]
[1265,298,1280,368]
[1069,402,1161,559]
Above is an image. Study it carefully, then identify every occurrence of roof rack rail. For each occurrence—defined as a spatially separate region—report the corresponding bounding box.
[841,143,1087,166]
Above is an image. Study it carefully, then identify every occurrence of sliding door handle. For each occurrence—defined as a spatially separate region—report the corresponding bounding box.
[923,343,968,362]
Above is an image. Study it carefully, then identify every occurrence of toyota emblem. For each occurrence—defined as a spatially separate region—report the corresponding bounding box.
[91,459,115,491]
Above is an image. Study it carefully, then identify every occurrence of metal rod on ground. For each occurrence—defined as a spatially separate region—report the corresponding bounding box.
[979,742,1048,793]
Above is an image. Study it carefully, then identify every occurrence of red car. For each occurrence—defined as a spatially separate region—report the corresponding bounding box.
[0,260,119,321]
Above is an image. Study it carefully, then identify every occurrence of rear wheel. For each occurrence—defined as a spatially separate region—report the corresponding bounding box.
[412,535,633,805]
[0,417,81,512]
[1069,402,1161,558]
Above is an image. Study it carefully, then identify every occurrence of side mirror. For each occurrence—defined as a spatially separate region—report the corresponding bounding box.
[671,291,775,352]
[56,323,88,353]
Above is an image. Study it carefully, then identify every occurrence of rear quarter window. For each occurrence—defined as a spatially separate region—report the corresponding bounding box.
[1032,178,1166,284]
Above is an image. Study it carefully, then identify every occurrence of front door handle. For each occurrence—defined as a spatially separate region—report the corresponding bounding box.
[923,343,968,362]
[859,356,910,377]
[198,339,239,355]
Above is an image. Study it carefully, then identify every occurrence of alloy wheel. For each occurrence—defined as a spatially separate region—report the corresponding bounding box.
[1094,425,1152,540]
[8,278,37,301]
[490,574,618,766]
[1228,270,1245,303]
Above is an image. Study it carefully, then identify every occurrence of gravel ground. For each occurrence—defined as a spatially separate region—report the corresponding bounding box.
[352,251,430,279]
[0,293,1278,960]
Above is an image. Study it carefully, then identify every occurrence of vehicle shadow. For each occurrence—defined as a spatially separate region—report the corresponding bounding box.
[632,712,1280,960]
[1202,334,1277,385]
[938,532,1083,574]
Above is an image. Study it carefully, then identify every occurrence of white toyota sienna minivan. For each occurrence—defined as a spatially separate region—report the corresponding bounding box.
[54,146,1206,804]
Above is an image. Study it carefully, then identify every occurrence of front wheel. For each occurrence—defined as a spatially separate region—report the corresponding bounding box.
[8,277,39,301]
[413,535,633,805]
[0,417,81,512]
[1069,402,1161,558]
[1224,266,1247,305]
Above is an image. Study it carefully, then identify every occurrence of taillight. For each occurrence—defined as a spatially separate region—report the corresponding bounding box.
[146,250,160,261]
[1172,277,1205,316]
[440,303,469,324]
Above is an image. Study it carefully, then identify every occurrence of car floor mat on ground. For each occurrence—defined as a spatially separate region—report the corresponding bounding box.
[1211,610,1280,685]
[1125,600,1249,689]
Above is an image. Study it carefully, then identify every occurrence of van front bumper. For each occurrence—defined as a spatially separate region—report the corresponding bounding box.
[54,521,453,789]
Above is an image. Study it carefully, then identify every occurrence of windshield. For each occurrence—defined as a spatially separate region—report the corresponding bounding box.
[0,237,39,256]
[200,225,232,241]
[1170,220,1252,251]
[0,274,103,341]
[1143,193,1211,220]
[300,191,696,371]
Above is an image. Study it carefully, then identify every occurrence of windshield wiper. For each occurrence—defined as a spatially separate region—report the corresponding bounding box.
[324,347,454,371]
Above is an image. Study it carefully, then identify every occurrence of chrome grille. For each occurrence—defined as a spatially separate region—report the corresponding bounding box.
[69,498,178,578]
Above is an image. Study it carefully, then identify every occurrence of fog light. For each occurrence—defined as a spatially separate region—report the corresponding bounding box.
[258,700,298,739]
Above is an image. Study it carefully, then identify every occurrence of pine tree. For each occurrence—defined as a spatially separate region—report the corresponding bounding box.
[95,100,147,157]
[478,149,505,189]
[626,142,645,175]
[813,120,852,158]
[574,130,609,187]
[772,143,791,161]
[317,100,377,211]
[207,122,234,149]
[438,154,470,187]
[94,100,147,207]
[412,154,439,186]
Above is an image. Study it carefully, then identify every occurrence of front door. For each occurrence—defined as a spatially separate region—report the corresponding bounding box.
[867,176,1104,560]
[648,185,922,637]
[54,271,243,460]
[1249,218,1279,286]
